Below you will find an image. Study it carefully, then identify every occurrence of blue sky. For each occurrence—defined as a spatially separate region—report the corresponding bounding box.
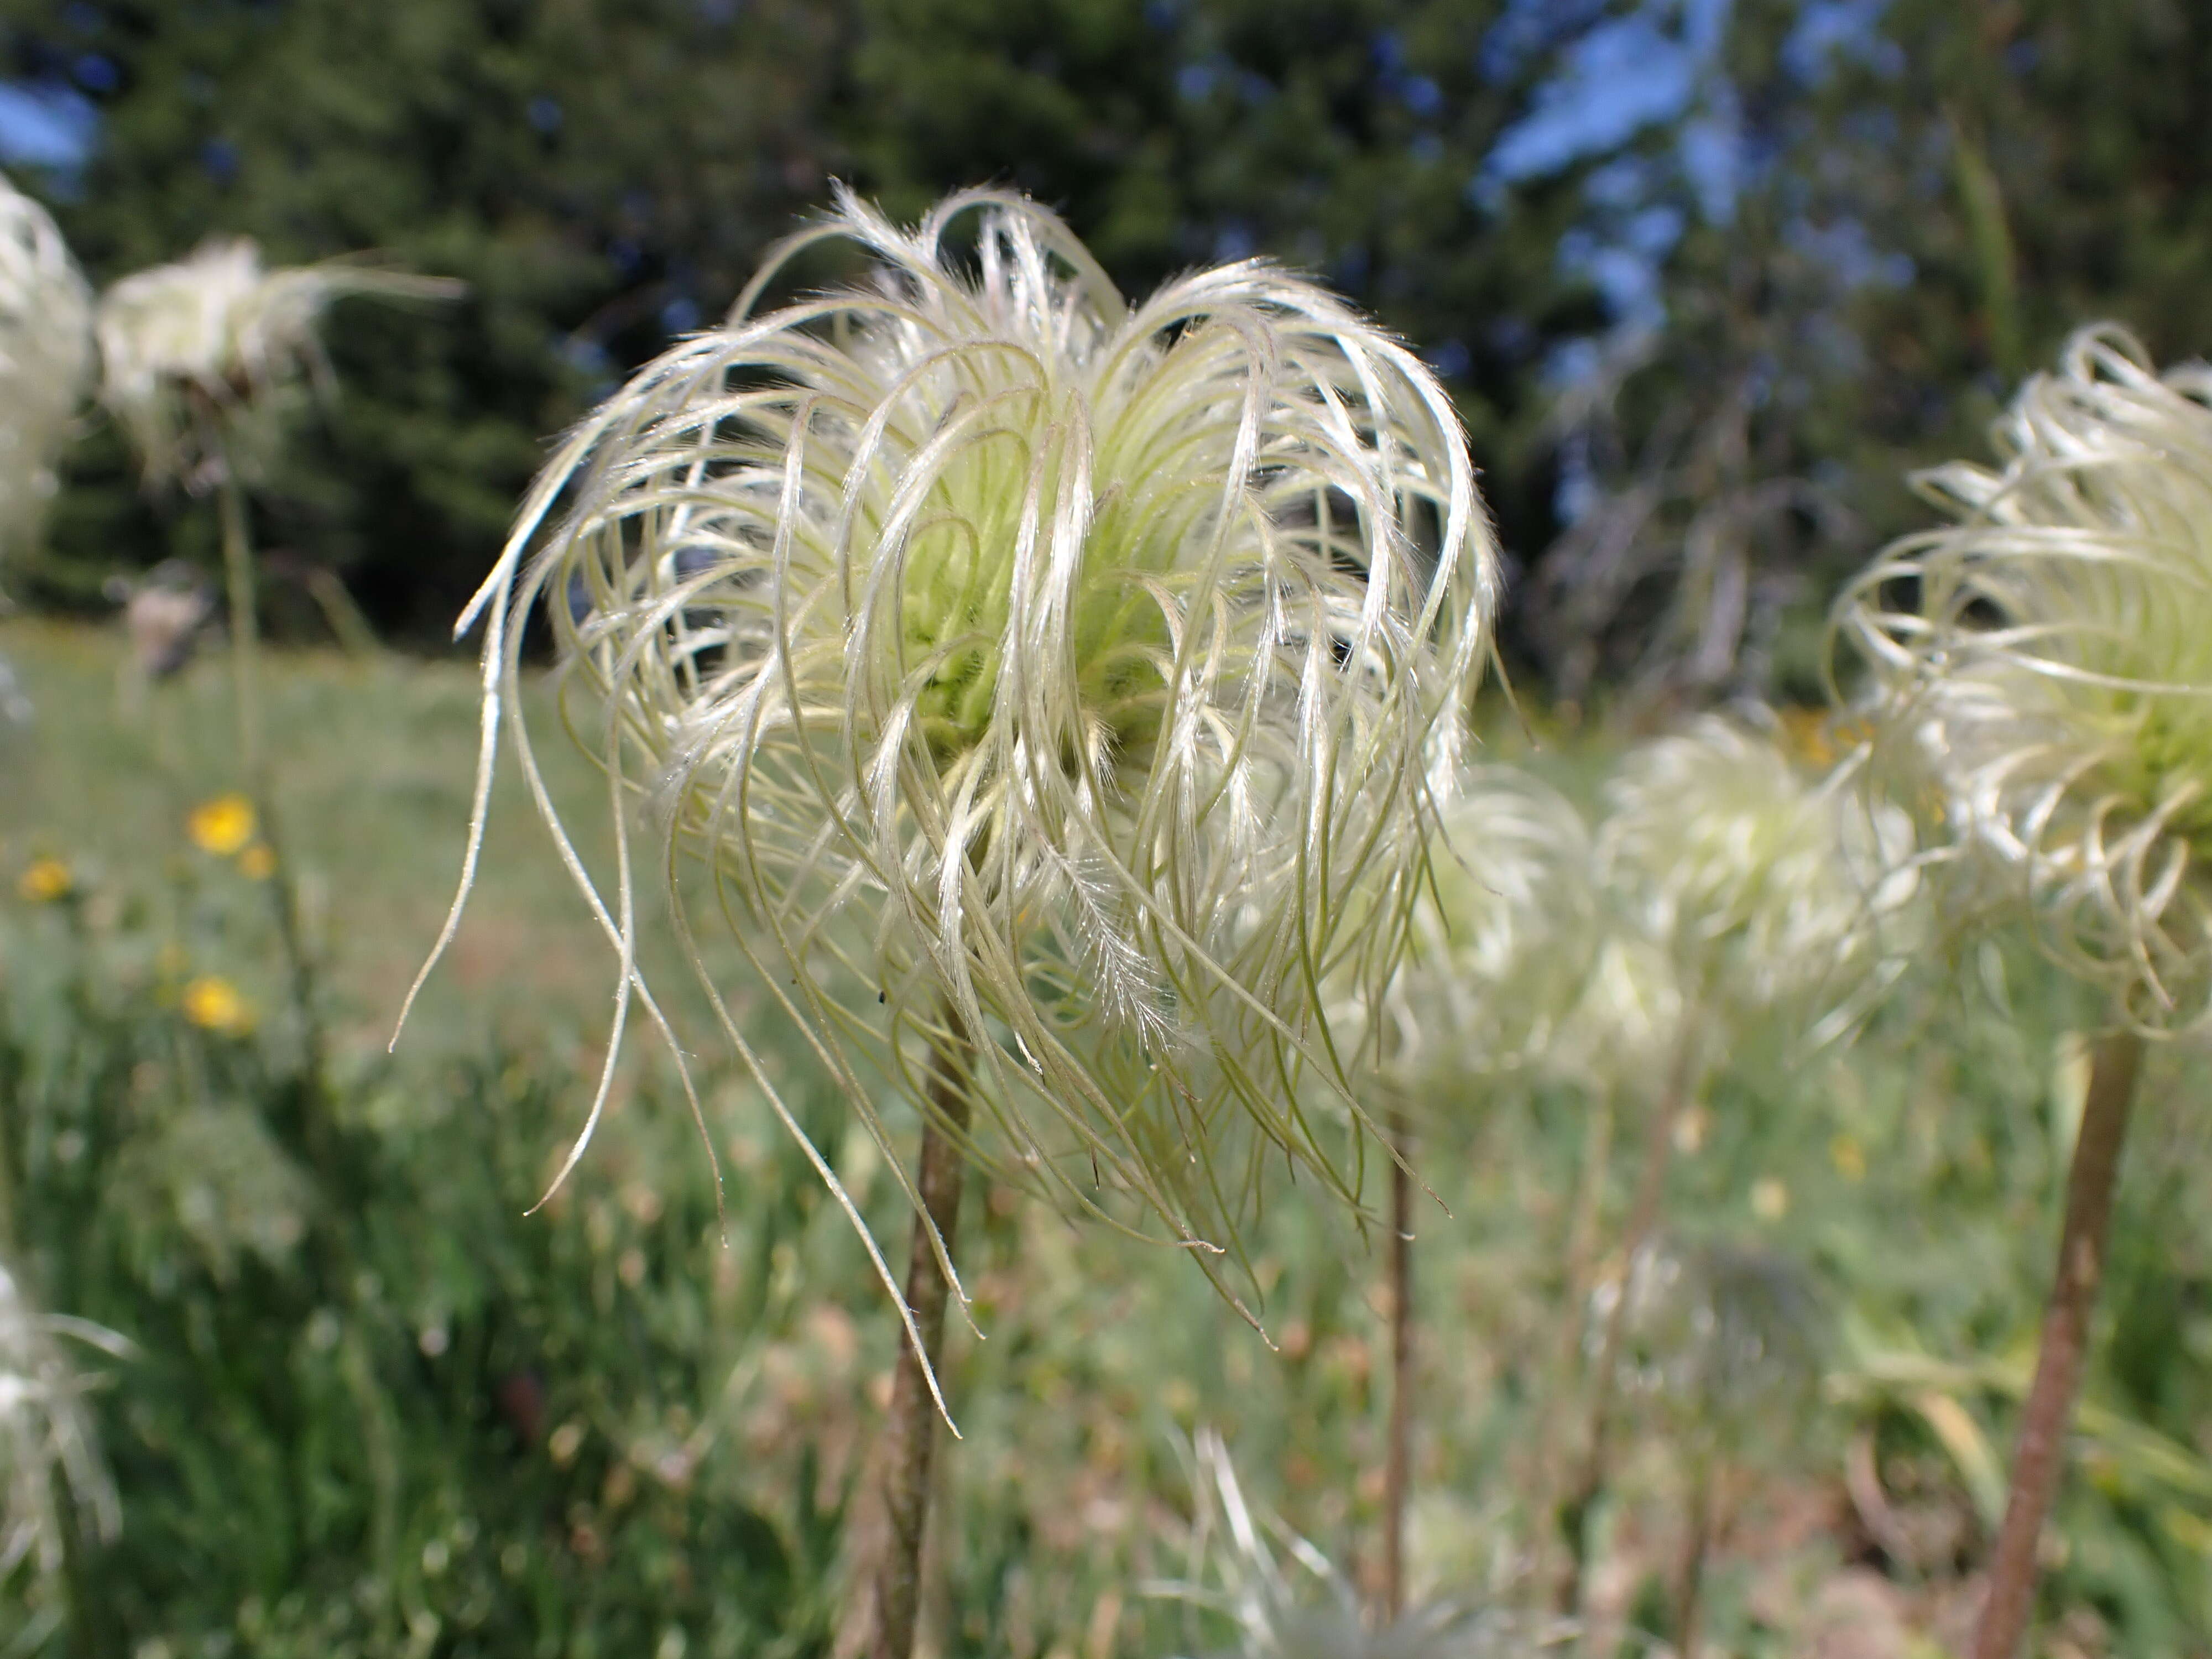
[0,80,96,173]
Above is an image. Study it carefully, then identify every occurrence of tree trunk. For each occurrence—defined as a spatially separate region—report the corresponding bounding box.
[1971,1027,2141,1659]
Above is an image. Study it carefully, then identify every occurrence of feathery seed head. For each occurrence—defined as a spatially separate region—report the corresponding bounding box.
[1593,1241,1823,1455]
[1377,768,1596,1084]
[0,1260,124,1585]
[95,237,458,489]
[1835,325,2212,1030]
[0,173,91,560]
[1154,1429,1568,1658]
[1549,932,1684,1102]
[421,187,1493,1296]
[1596,715,1914,1025]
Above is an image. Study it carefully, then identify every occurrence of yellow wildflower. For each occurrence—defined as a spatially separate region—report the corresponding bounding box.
[187,795,256,857]
[1830,1133,1867,1183]
[181,975,253,1035]
[17,858,71,903]
[237,843,276,880]
[1750,1177,1790,1220]
[1777,705,1837,768]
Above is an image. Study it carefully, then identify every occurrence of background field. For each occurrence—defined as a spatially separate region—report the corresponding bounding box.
[8,619,2212,1657]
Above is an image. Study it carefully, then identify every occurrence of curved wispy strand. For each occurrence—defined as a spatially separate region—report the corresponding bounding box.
[0,172,90,559]
[408,188,1492,1314]
[1834,325,2212,1031]
[95,236,460,489]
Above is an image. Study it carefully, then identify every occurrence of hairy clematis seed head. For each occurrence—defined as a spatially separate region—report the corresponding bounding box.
[1835,325,2212,1031]
[0,173,91,561]
[1150,1428,1563,1657]
[0,1259,127,1584]
[1597,715,1915,1033]
[1374,767,1597,1089]
[1550,931,1686,1103]
[411,188,1494,1319]
[95,237,459,490]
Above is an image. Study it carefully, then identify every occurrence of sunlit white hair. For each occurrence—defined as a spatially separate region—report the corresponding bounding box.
[408,187,1493,1336]
[0,173,91,559]
[1595,715,1916,1039]
[1835,324,2212,1031]
[0,1259,127,1587]
[95,236,458,489]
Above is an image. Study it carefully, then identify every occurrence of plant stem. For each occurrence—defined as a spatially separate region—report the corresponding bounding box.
[870,1011,975,1659]
[217,468,262,778]
[54,1468,108,1659]
[1971,1027,2142,1659]
[1382,1106,1414,1623]
[213,455,328,1094]
[1531,1092,1611,1603]
[1672,1454,1717,1659]
[1556,1017,1702,1614]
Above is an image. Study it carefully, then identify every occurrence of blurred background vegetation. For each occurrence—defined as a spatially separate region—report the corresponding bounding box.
[6,1,2212,1655]
[13,621,2212,1656]
[2,0,2209,701]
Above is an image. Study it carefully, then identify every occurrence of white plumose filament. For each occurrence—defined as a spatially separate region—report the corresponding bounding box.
[408,187,1493,1322]
[1837,324,2212,1030]
[0,173,91,559]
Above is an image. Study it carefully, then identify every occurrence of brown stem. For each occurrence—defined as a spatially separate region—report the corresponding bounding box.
[1970,1027,2141,1659]
[1519,1091,1614,1609]
[869,1014,975,1659]
[1672,1455,1717,1659]
[1556,1018,1702,1614]
[1381,1108,1414,1623]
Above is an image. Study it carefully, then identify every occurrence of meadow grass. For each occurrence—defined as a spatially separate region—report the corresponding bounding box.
[5,620,2212,1656]
[0,615,727,1061]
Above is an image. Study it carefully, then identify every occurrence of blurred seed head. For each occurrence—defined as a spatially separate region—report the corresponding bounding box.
[0,1259,127,1587]
[1835,324,2212,1031]
[1149,1429,1570,1659]
[1590,1239,1824,1458]
[95,237,460,491]
[416,188,1493,1291]
[1375,768,1597,1088]
[106,561,218,681]
[110,1105,311,1281]
[1549,931,1684,1103]
[0,171,92,561]
[1596,714,1918,1032]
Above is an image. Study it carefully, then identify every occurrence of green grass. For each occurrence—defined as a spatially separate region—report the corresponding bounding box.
[0,615,758,1065]
[6,619,2212,1657]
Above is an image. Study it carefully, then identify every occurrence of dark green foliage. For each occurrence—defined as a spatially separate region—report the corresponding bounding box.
[0,0,1594,652]
[0,0,843,640]
[8,0,2212,694]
